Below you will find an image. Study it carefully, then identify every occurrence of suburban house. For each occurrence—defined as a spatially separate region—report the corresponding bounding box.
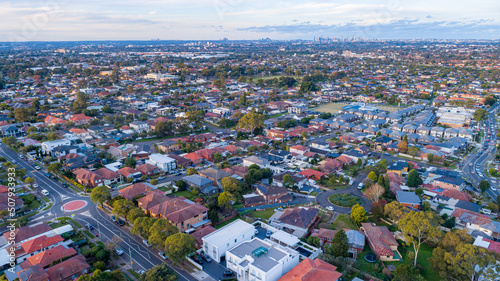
[202,219,256,263]
[278,258,342,281]
[268,207,319,238]
[157,140,182,153]
[311,228,365,257]
[129,121,150,132]
[119,182,154,200]
[45,254,90,281]
[387,161,409,177]
[147,153,176,173]
[136,163,160,176]
[360,223,401,261]
[184,152,204,165]
[147,197,208,232]
[72,168,104,188]
[255,184,291,204]
[94,168,122,186]
[183,175,218,195]
[117,167,142,180]
[41,139,72,154]
[452,209,500,241]
[396,191,421,209]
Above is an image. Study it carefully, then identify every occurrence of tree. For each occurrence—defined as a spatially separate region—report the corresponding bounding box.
[427,153,434,163]
[367,171,378,182]
[350,204,367,225]
[237,111,264,133]
[149,219,178,249]
[371,199,387,221]
[497,194,500,208]
[127,207,146,223]
[384,201,406,224]
[479,180,490,193]
[212,152,223,163]
[398,211,441,266]
[282,174,295,189]
[444,243,499,281]
[73,92,89,113]
[327,229,349,257]
[124,157,136,168]
[398,139,408,153]
[93,261,106,272]
[473,108,488,121]
[139,264,177,281]
[364,183,385,202]
[306,236,320,247]
[47,162,63,174]
[220,177,242,196]
[155,121,174,137]
[131,217,156,238]
[393,264,416,281]
[90,186,111,207]
[24,177,35,186]
[175,180,187,191]
[112,199,134,222]
[408,146,420,157]
[164,233,195,264]
[186,168,197,176]
[150,179,159,185]
[406,169,423,187]
[218,192,234,209]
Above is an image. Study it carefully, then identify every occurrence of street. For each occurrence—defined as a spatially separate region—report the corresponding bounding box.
[0,143,197,281]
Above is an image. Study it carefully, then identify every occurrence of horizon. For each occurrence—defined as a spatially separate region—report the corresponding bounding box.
[2,0,499,42]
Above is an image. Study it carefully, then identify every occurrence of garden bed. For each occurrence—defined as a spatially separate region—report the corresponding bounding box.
[328,194,362,208]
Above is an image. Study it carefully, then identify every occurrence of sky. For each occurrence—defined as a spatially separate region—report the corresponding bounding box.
[1,0,500,41]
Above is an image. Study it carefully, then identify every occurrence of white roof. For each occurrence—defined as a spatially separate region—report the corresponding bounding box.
[53,224,74,235]
[473,236,490,249]
[270,230,300,247]
[149,153,175,163]
[202,219,254,247]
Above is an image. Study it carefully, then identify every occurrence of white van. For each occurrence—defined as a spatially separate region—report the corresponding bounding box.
[481,208,492,215]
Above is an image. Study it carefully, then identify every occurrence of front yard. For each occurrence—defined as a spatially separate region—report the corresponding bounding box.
[252,208,276,220]
[330,214,358,230]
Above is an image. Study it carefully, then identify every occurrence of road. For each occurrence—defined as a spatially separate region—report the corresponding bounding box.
[315,171,372,213]
[460,103,500,200]
[0,143,197,281]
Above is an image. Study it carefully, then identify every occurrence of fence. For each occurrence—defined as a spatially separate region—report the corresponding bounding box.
[186,256,203,271]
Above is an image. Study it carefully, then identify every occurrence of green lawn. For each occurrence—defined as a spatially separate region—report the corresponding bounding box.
[83,230,94,239]
[49,221,65,229]
[58,217,83,228]
[328,193,362,208]
[20,194,42,210]
[215,216,240,229]
[382,242,439,281]
[331,214,358,230]
[252,208,276,220]
[128,269,141,279]
[173,190,197,201]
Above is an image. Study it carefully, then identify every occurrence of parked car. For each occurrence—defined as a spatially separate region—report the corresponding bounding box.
[197,256,204,264]
[115,248,124,256]
[358,183,363,190]
[266,230,272,238]
[41,189,49,195]
[158,252,168,259]
[142,239,152,247]
[35,165,41,170]
[137,270,146,275]
[223,271,234,277]
[111,216,116,222]
[326,206,334,211]
[157,177,165,180]
[115,219,125,226]
[85,224,94,230]
[33,184,38,188]
[61,183,68,188]
[200,252,212,262]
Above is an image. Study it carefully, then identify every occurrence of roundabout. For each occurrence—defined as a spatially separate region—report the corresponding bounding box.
[62,200,87,212]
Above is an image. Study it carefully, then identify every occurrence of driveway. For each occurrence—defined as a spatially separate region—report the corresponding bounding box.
[315,172,372,214]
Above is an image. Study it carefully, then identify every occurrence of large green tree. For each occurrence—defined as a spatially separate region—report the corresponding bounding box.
[398,211,441,266]
[164,233,195,264]
[406,169,423,187]
[479,180,490,193]
[326,229,349,257]
[90,186,111,207]
[139,264,177,281]
[237,111,264,133]
[112,199,134,222]
[148,219,178,249]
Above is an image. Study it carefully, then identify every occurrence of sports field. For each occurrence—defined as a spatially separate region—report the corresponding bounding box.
[314,102,402,113]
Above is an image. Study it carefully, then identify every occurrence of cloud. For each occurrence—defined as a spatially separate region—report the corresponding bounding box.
[236,19,500,39]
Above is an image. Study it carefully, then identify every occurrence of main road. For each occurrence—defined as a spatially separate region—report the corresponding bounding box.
[0,143,197,281]
[461,103,500,200]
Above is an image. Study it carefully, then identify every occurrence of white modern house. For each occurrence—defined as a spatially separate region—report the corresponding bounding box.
[225,238,300,281]
[129,121,150,133]
[41,139,71,154]
[202,220,255,263]
[146,153,176,173]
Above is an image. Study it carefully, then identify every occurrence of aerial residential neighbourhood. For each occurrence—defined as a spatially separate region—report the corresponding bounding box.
[1,2,500,281]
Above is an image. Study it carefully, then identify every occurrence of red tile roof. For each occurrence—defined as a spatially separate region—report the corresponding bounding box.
[46,254,89,281]
[119,183,153,200]
[20,245,76,269]
[21,235,64,255]
[361,223,398,258]
[298,169,326,180]
[3,223,51,243]
[278,258,342,281]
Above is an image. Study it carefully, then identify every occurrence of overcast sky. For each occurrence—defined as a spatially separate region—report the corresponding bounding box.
[2,0,499,41]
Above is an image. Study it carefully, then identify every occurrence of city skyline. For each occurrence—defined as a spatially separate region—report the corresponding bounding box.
[1,0,500,41]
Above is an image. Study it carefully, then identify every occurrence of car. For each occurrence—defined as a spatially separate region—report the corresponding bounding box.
[142,239,152,247]
[255,229,258,234]
[266,230,272,238]
[115,219,125,226]
[223,271,234,277]
[35,165,41,170]
[61,183,68,188]
[197,256,204,264]
[384,152,390,156]
[41,189,49,195]
[157,177,165,180]
[158,251,168,259]
[111,216,116,222]
[358,183,363,190]
[326,206,334,211]
[45,172,51,177]
[85,224,94,230]
[137,270,146,275]
[203,255,212,263]
[115,248,124,256]
[11,160,16,164]
[469,163,473,166]
[33,184,38,188]
[19,155,24,159]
